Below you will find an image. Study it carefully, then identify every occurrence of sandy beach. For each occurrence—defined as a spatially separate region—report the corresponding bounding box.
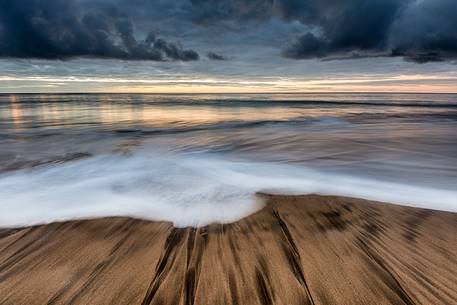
[0,194,456,305]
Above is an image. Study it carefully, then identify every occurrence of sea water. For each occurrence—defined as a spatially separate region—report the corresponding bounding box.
[1,93,456,227]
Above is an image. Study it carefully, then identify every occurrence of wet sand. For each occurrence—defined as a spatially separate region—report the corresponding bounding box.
[0,194,456,305]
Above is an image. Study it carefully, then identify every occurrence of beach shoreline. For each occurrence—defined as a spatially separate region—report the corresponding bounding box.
[0,194,456,305]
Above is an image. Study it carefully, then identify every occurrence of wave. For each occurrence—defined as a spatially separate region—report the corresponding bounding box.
[112,119,314,136]
[0,150,456,228]
[2,94,457,109]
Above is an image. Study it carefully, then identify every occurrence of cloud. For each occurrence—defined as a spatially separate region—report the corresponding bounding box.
[277,0,405,60]
[1,0,456,64]
[186,0,273,24]
[207,52,226,60]
[185,0,457,63]
[0,0,199,61]
[277,0,457,63]
[389,0,457,63]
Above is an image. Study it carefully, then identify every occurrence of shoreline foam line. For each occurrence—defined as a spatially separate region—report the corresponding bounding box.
[0,151,456,228]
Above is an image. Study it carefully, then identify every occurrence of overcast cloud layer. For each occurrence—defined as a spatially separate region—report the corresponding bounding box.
[0,0,201,61]
[0,0,456,93]
[0,0,456,63]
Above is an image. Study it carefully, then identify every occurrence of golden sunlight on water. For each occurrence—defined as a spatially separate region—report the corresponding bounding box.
[9,95,23,132]
[4,95,352,129]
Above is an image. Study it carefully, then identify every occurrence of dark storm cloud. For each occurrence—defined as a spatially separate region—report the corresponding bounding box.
[276,0,457,63]
[1,0,456,64]
[389,0,457,63]
[186,0,457,63]
[282,0,406,58]
[0,0,199,61]
[207,52,226,60]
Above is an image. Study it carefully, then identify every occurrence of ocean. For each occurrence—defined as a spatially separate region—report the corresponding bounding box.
[1,93,456,227]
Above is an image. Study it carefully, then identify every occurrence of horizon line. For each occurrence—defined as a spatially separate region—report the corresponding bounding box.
[1,91,456,95]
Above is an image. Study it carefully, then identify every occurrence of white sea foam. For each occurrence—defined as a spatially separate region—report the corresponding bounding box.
[0,151,456,228]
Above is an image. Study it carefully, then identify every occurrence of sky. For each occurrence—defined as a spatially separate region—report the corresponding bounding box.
[0,0,456,93]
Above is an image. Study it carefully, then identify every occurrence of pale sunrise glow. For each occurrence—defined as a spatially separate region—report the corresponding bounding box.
[1,73,456,93]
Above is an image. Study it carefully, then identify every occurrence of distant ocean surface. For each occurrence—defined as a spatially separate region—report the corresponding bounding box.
[1,93,457,227]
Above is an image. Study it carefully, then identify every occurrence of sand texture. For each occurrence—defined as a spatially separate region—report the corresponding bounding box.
[0,194,456,305]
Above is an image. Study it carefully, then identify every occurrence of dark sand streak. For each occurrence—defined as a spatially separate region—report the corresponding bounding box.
[273,209,315,305]
[0,195,456,305]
